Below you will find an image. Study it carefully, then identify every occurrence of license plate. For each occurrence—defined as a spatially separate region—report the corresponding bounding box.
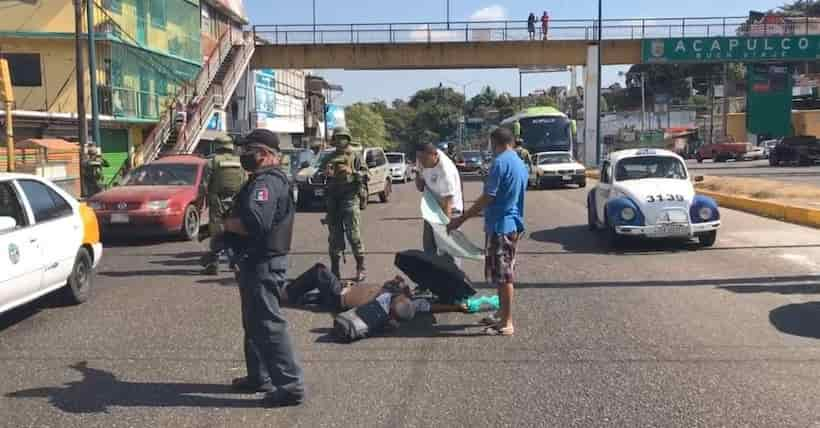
[314,189,325,197]
[562,175,572,180]
[111,213,130,224]
[656,224,688,236]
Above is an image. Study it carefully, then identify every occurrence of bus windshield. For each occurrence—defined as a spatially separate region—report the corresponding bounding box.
[520,116,572,153]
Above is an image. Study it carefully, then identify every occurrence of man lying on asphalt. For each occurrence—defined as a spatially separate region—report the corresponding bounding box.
[279,263,468,318]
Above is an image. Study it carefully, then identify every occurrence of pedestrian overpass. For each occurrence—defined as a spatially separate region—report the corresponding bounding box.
[250,16,818,69]
[250,16,820,164]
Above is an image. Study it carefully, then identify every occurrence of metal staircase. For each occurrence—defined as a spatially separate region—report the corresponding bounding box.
[139,28,255,163]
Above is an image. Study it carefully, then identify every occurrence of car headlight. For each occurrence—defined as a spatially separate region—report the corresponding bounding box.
[87,201,103,210]
[698,206,713,220]
[145,200,170,210]
[620,206,636,221]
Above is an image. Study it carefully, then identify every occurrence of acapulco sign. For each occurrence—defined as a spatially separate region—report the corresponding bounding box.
[642,35,820,63]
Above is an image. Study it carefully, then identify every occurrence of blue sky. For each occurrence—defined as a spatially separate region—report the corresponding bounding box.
[246,0,787,104]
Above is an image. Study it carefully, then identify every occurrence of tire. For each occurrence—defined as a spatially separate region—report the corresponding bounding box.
[698,231,717,247]
[379,180,392,203]
[607,226,623,249]
[359,187,368,210]
[180,204,200,241]
[769,155,778,167]
[696,154,703,163]
[62,247,93,305]
[579,179,587,188]
[587,195,597,231]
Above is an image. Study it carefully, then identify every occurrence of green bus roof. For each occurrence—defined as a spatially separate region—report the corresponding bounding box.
[501,106,567,125]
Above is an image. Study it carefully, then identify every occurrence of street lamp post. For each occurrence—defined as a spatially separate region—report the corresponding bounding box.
[446,0,450,29]
[445,79,478,147]
[595,0,603,165]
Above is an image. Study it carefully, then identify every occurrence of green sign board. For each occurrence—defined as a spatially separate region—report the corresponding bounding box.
[642,35,820,63]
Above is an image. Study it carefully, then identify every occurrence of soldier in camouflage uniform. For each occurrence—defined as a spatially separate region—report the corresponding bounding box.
[202,134,247,275]
[514,138,532,168]
[322,127,367,282]
[82,146,109,197]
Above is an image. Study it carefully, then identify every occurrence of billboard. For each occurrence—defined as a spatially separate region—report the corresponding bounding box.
[643,35,820,63]
[326,104,346,131]
[254,69,276,118]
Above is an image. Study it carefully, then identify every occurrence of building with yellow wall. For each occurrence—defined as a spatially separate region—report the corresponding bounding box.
[0,0,246,181]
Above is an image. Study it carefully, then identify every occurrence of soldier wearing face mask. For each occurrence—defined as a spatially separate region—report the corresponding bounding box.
[222,128,305,407]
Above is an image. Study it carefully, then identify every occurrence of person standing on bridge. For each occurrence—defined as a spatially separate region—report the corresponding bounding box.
[527,13,536,40]
[448,128,527,337]
[541,11,550,40]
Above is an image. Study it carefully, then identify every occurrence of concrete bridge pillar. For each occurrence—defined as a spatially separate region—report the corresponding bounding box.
[583,45,600,167]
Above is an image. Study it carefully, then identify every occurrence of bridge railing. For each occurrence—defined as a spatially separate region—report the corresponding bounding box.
[252,16,818,45]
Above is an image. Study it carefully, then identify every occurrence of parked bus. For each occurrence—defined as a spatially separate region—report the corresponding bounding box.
[500,107,577,157]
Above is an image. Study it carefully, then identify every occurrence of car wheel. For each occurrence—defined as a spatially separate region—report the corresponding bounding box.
[360,187,368,210]
[696,155,703,163]
[62,247,93,305]
[698,231,717,247]
[579,179,587,188]
[769,155,778,167]
[181,205,200,241]
[379,180,392,203]
[587,195,597,231]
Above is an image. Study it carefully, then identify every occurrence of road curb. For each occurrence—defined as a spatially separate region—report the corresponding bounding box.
[697,189,820,229]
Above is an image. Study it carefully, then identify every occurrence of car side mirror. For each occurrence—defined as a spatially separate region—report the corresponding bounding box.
[0,216,17,232]
[694,175,705,183]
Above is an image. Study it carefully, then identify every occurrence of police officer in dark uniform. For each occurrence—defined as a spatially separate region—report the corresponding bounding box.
[223,128,304,407]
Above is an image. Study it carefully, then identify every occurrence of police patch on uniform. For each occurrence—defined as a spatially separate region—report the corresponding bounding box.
[254,187,269,202]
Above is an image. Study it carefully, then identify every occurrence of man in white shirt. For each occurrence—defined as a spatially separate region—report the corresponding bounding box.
[414,142,464,263]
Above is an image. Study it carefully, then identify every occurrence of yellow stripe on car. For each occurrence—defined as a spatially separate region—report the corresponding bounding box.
[79,203,101,245]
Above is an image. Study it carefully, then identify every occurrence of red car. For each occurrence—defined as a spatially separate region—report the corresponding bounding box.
[695,142,751,163]
[87,155,208,240]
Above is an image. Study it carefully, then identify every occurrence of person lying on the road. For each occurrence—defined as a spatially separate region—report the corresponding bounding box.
[280,263,467,315]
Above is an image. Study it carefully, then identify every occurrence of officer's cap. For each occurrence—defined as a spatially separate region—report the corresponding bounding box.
[243,129,280,152]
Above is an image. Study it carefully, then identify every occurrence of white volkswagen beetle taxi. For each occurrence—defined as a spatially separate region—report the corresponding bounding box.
[0,173,103,314]
[587,149,721,247]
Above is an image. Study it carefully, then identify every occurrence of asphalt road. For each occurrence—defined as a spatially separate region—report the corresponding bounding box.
[687,159,820,187]
[2,179,820,427]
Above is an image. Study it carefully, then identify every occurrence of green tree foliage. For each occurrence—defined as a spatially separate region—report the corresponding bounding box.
[344,103,390,149]
[780,0,820,15]
[408,86,465,143]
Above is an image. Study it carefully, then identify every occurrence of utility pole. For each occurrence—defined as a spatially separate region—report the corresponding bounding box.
[595,0,603,164]
[640,72,646,132]
[446,0,450,29]
[312,0,316,44]
[85,0,100,148]
[722,63,729,141]
[74,0,89,196]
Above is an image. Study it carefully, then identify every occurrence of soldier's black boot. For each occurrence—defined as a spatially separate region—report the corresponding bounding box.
[330,256,341,280]
[355,256,367,282]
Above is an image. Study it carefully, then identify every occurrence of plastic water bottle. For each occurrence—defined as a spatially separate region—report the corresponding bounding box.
[466,295,500,313]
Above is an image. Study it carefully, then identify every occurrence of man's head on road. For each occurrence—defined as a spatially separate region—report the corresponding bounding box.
[390,295,415,322]
[241,129,281,172]
[415,142,439,169]
[491,128,515,155]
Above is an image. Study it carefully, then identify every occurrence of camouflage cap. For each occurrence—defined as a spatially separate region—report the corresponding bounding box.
[213,134,234,150]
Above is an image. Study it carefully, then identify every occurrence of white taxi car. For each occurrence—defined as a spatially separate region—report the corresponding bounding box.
[0,173,103,314]
[533,151,587,189]
[587,149,721,247]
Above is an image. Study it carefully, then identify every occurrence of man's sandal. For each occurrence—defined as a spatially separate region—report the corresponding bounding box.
[483,325,514,336]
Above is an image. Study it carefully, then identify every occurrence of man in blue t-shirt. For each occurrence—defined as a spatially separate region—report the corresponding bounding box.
[448,128,527,336]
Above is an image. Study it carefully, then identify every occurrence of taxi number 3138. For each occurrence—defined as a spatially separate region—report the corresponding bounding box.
[646,194,684,203]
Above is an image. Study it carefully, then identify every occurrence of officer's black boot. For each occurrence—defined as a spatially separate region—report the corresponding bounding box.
[355,256,367,282]
[330,256,341,280]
